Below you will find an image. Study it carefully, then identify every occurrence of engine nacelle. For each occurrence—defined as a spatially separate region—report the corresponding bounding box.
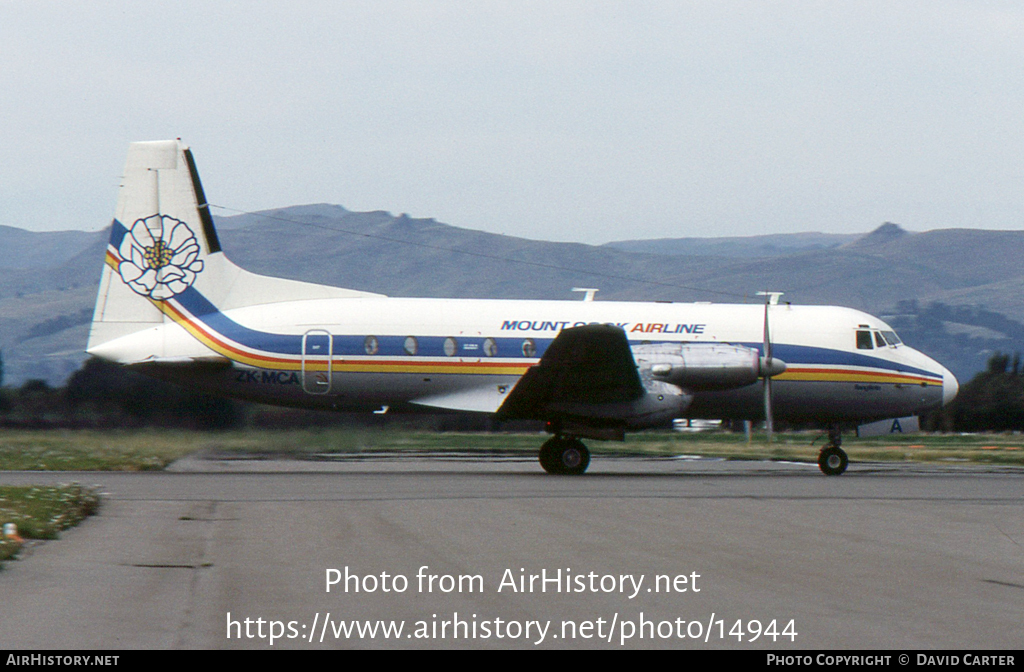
[632,342,784,391]
[625,380,694,429]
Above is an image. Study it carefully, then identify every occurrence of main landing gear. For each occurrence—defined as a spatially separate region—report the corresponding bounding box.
[539,435,591,475]
[818,425,849,476]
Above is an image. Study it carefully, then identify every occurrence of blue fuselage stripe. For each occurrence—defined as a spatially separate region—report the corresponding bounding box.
[110,219,941,380]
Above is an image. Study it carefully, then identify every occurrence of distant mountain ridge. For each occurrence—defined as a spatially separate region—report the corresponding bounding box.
[2,207,1024,386]
[0,225,104,269]
[840,221,909,249]
[604,231,859,257]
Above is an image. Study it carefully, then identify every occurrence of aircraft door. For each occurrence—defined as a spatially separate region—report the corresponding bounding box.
[302,329,333,394]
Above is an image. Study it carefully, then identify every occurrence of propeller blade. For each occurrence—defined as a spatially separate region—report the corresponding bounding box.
[761,293,774,443]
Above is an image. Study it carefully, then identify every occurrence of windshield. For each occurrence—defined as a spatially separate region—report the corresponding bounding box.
[880,330,902,346]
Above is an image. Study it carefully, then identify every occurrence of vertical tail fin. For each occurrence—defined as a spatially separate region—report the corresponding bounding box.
[87,139,384,364]
[87,140,222,356]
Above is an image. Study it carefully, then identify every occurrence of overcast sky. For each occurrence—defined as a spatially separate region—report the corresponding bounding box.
[3,1,1024,243]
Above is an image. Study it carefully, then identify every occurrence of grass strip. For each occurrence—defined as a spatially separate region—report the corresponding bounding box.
[0,430,232,471]
[1,429,1023,471]
[0,483,100,567]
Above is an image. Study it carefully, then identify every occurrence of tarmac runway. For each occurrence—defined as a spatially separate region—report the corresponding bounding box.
[0,454,1021,650]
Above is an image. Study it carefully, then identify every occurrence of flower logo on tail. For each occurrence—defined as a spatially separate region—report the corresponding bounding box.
[118,215,204,300]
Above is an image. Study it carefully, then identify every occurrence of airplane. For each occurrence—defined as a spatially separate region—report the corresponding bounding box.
[87,140,959,476]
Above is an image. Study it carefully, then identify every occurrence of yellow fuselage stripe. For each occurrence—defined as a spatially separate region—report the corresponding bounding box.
[104,250,943,384]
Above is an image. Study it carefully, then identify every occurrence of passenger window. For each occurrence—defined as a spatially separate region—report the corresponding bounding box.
[856,330,873,350]
[522,338,537,357]
[874,332,886,348]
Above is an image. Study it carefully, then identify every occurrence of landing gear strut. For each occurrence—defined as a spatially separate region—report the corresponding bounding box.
[818,425,849,476]
[539,436,590,475]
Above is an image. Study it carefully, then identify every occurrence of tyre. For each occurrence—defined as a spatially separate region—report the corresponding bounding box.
[538,437,590,475]
[539,437,563,474]
[818,446,848,476]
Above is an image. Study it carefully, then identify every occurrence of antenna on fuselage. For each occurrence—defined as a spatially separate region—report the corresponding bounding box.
[572,287,599,302]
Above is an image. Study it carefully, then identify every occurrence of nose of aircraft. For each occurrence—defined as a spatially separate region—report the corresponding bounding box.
[942,367,959,406]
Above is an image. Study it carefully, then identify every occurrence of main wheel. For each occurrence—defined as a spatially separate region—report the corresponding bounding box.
[539,437,562,474]
[538,437,591,475]
[556,438,590,475]
[818,446,848,476]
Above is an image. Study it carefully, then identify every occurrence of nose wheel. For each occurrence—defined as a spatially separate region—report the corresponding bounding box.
[539,436,590,475]
[818,446,848,475]
[818,425,848,476]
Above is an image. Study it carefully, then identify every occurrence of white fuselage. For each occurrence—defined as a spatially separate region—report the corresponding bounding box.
[91,290,957,423]
[85,139,958,432]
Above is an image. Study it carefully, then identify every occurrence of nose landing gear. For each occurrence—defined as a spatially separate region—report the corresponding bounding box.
[818,425,849,476]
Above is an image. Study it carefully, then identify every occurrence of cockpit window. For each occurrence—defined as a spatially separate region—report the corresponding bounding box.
[874,331,886,348]
[880,330,902,346]
[856,330,874,350]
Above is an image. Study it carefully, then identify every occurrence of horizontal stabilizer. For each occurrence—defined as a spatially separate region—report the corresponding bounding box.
[856,416,920,437]
[126,355,232,370]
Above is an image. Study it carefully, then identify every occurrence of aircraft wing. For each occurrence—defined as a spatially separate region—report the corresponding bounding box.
[410,385,514,413]
[496,324,644,421]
